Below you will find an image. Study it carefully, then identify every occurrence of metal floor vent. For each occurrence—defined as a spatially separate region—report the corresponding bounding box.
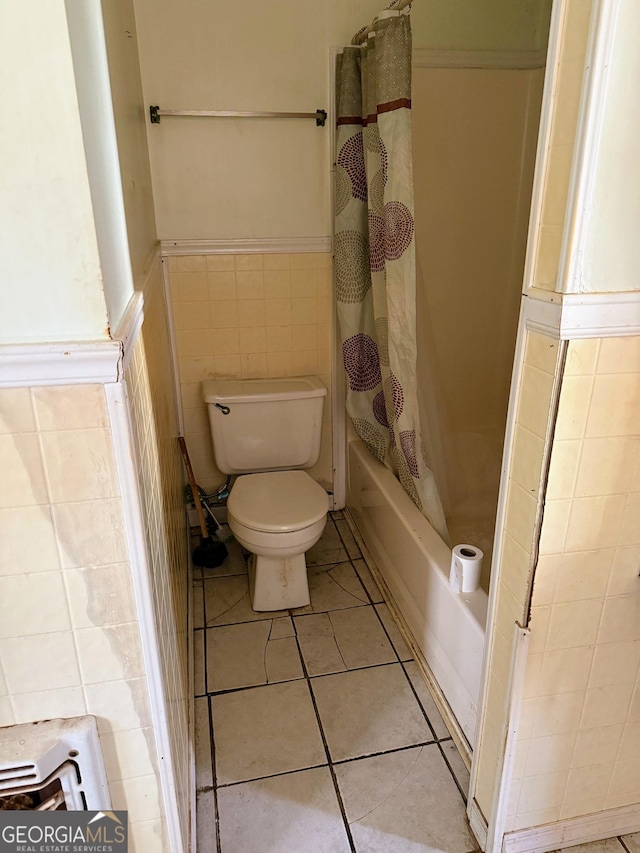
[0,717,110,811]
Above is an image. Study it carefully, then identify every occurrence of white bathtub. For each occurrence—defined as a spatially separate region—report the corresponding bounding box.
[346,439,488,748]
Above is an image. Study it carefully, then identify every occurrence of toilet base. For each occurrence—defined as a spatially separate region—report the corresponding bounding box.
[248,552,311,611]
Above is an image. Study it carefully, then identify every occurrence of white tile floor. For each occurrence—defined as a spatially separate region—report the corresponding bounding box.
[193,512,640,853]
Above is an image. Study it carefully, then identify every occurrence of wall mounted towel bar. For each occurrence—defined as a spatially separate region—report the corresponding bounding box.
[149,106,327,127]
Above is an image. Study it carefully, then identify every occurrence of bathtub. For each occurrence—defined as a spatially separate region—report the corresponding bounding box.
[346,439,488,748]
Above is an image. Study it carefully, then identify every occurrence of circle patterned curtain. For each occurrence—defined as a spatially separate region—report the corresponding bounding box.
[335,13,448,543]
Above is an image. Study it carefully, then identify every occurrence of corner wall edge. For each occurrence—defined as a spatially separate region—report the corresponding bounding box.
[524,289,640,339]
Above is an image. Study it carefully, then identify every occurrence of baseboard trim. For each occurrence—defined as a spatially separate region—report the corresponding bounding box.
[160,237,332,256]
[485,624,531,853]
[503,803,640,853]
[468,798,489,851]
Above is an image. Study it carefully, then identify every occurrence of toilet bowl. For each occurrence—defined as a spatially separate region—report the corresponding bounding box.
[227,470,328,610]
[203,376,329,612]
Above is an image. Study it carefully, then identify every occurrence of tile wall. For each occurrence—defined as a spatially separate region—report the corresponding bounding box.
[167,251,334,496]
[534,0,593,291]
[125,259,189,849]
[474,331,561,818]
[0,383,167,850]
[507,336,640,828]
[473,0,640,837]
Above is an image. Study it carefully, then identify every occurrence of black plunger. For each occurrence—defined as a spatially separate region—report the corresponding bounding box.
[178,437,228,568]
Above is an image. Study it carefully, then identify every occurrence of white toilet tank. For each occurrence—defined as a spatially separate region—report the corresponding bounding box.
[203,376,327,474]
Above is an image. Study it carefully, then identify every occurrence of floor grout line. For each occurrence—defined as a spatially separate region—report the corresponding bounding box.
[203,659,406,697]
[197,554,355,583]
[294,601,375,620]
[307,558,353,568]
[292,620,357,853]
[399,660,440,742]
[368,597,409,665]
[334,516,363,562]
[207,695,222,853]
[203,599,379,632]
[436,739,468,806]
[212,738,455,792]
[215,762,329,790]
[204,585,380,631]
[199,571,249,580]
[331,739,439,767]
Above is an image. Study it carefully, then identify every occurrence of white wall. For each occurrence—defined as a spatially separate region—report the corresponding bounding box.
[134,0,384,240]
[65,0,135,334]
[65,0,158,334]
[0,1,109,344]
[580,0,640,292]
[100,0,158,288]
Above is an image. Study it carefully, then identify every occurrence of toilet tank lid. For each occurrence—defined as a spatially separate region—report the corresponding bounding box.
[203,376,327,404]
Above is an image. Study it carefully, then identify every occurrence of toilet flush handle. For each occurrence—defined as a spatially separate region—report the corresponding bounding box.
[215,403,231,415]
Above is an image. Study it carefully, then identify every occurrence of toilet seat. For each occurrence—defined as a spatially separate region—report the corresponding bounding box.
[228,471,328,533]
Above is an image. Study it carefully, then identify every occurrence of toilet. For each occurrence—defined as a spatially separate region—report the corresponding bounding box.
[202,376,329,611]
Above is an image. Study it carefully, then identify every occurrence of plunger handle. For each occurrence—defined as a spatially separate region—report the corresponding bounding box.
[178,436,209,540]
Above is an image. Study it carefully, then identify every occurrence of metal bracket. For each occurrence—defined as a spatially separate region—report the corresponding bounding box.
[150,105,161,124]
[315,109,327,127]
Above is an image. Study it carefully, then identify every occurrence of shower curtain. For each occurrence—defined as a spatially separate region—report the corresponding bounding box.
[335,11,449,542]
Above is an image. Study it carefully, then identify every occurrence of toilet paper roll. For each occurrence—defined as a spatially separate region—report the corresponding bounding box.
[450,544,483,593]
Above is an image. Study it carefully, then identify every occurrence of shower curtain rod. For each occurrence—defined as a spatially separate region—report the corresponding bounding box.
[149,106,327,127]
[350,0,413,44]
